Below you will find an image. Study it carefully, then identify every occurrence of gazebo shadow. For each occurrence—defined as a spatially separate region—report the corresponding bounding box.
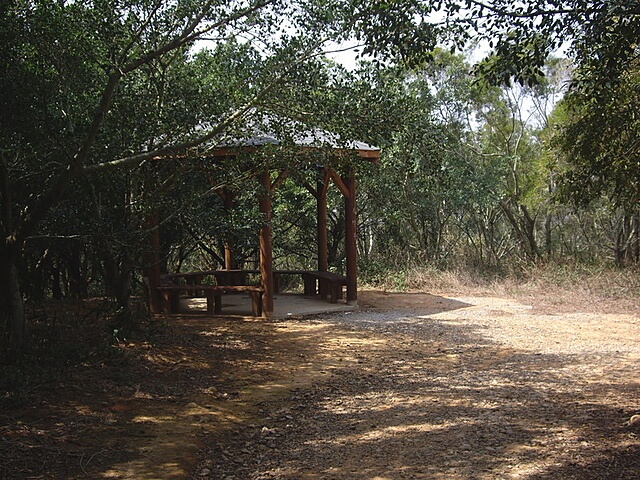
[358,290,473,316]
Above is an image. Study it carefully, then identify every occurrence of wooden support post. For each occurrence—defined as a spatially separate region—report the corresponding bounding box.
[258,171,274,317]
[343,171,358,305]
[317,169,329,272]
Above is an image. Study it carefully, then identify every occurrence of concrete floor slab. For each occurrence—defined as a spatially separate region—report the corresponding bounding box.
[180,293,357,318]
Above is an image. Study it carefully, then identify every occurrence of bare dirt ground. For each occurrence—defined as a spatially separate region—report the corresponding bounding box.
[2,287,639,479]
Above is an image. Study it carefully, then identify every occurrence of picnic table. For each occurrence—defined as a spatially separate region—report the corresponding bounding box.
[158,270,262,316]
[163,269,259,287]
[156,268,348,316]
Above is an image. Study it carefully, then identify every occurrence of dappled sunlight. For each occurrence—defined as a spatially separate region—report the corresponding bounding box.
[4,291,639,479]
[187,295,639,479]
[131,415,165,424]
[312,419,459,447]
[272,380,629,479]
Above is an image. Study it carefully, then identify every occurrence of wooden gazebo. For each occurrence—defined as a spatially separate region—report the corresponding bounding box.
[146,123,380,318]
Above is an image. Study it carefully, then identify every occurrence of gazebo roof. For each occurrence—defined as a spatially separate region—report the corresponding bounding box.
[209,117,380,159]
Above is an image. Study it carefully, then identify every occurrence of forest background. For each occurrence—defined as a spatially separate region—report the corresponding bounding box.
[2,0,640,357]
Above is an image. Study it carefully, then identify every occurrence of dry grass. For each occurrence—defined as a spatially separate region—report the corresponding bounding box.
[386,263,640,316]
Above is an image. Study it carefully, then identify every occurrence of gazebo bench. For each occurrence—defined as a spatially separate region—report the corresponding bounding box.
[304,271,348,303]
[273,270,315,295]
[156,284,264,317]
[272,270,347,303]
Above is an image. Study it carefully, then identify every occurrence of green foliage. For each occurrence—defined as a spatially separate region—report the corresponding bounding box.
[353,0,438,67]
[556,62,640,211]
[4,0,640,357]
[272,181,318,268]
[358,257,409,291]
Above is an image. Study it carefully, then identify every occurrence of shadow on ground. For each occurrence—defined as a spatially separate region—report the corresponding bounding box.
[1,291,638,479]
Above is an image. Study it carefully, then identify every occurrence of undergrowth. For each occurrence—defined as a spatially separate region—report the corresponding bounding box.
[0,299,165,405]
[361,260,640,307]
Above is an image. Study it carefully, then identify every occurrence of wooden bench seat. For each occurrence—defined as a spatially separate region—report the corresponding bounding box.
[272,270,347,302]
[156,284,264,317]
[213,285,264,316]
[303,271,348,303]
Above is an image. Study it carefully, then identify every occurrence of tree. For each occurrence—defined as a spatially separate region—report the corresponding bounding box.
[0,0,398,348]
[4,0,636,350]
[1,0,280,347]
[5,0,477,349]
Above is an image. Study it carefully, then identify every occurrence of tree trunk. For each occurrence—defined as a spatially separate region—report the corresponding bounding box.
[520,204,540,261]
[615,224,624,267]
[51,257,63,300]
[500,199,540,262]
[116,251,134,310]
[258,170,274,317]
[0,242,25,351]
[544,213,553,259]
[65,245,88,298]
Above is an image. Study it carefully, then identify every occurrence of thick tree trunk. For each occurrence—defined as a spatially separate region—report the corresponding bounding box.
[66,245,88,298]
[343,172,358,305]
[0,243,25,350]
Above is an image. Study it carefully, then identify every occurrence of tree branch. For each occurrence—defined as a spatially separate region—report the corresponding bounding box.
[14,0,279,244]
[465,0,595,20]
[81,91,268,175]
[120,0,277,75]
[82,33,331,175]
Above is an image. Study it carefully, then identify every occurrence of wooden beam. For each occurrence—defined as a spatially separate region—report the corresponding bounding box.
[320,168,331,196]
[215,187,228,202]
[301,167,330,198]
[302,180,318,198]
[258,171,274,317]
[327,167,350,198]
[356,149,381,159]
[204,145,380,160]
[271,169,289,191]
[217,188,237,270]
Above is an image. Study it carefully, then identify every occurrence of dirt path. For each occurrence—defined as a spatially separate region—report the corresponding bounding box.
[190,291,640,479]
[2,290,639,479]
